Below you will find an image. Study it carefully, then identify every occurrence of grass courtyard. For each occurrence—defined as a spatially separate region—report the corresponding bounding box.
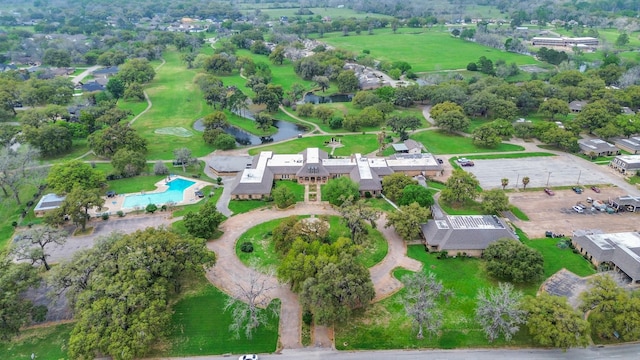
[410,130,525,154]
[248,134,380,156]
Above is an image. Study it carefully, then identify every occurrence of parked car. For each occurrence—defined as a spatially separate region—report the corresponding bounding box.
[591,186,601,193]
[195,190,204,198]
[586,197,593,203]
[437,158,444,164]
[572,205,584,213]
[239,355,258,360]
[456,157,470,163]
[544,188,555,196]
[572,187,583,194]
[461,161,475,167]
[575,202,587,210]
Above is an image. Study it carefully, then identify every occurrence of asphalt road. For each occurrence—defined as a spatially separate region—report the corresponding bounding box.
[151,344,640,360]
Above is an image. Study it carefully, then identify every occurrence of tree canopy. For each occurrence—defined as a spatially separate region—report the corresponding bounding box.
[386,202,431,241]
[524,293,589,350]
[183,201,226,239]
[0,258,40,341]
[382,172,417,203]
[47,160,106,194]
[440,169,480,204]
[483,239,544,283]
[323,177,359,206]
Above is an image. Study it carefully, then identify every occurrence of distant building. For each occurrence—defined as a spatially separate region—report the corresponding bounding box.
[609,155,640,175]
[420,210,517,257]
[569,100,588,113]
[615,137,640,154]
[610,195,640,213]
[532,36,599,47]
[34,193,65,217]
[578,138,618,157]
[572,230,640,283]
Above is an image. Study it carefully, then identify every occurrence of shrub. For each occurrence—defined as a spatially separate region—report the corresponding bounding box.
[117,210,125,217]
[26,200,34,207]
[101,212,109,220]
[302,310,313,325]
[364,191,372,198]
[161,204,167,211]
[146,203,158,214]
[466,62,478,71]
[153,160,169,175]
[240,241,254,253]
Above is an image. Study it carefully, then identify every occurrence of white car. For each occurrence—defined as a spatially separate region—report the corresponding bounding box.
[572,205,584,213]
[239,355,258,360]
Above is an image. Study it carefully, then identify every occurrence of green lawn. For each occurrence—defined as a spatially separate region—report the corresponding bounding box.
[364,197,397,212]
[522,237,596,278]
[0,183,40,249]
[237,215,388,270]
[0,323,73,359]
[335,245,536,350]
[103,161,212,194]
[410,130,524,154]
[125,49,215,160]
[151,275,279,357]
[249,134,379,156]
[229,199,272,215]
[320,29,539,73]
[274,180,305,203]
[439,198,485,215]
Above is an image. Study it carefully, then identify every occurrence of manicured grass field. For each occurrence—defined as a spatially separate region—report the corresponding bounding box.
[522,237,596,278]
[410,130,525,154]
[152,275,279,357]
[320,29,539,73]
[273,180,305,203]
[0,184,40,249]
[229,199,271,215]
[236,215,388,270]
[0,323,73,359]
[102,161,212,194]
[248,134,379,156]
[125,49,214,160]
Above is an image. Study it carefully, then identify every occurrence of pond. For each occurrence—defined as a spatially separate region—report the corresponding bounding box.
[303,92,353,104]
[193,116,308,146]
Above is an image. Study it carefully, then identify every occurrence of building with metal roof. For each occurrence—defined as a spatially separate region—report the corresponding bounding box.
[572,230,640,283]
[34,193,65,217]
[229,148,443,200]
[609,155,640,175]
[615,136,640,154]
[578,138,619,157]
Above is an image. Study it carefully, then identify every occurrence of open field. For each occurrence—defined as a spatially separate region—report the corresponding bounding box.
[248,134,379,156]
[320,29,539,72]
[410,130,525,154]
[125,49,214,160]
[0,323,73,359]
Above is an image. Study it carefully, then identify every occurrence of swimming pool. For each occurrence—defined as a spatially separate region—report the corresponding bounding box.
[122,178,196,209]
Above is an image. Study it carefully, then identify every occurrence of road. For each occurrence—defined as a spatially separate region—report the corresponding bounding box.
[149,344,640,360]
[71,65,102,85]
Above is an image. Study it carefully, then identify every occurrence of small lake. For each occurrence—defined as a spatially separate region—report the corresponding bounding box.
[193,118,307,146]
[303,92,353,104]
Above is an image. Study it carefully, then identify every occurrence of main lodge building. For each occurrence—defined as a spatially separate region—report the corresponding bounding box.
[228,148,443,200]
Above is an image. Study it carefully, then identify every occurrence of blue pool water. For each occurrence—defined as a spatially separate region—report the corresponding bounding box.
[122,178,196,209]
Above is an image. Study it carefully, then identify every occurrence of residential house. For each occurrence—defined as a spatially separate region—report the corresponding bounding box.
[578,138,619,157]
[81,81,105,92]
[420,205,517,257]
[609,155,640,175]
[229,148,443,200]
[615,136,640,154]
[92,66,119,78]
[572,230,640,283]
[569,100,588,113]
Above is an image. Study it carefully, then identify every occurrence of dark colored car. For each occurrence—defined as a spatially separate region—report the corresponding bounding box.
[437,158,444,164]
[460,161,475,167]
[195,190,204,198]
[544,188,555,196]
[572,187,583,194]
[106,190,117,198]
[591,186,601,193]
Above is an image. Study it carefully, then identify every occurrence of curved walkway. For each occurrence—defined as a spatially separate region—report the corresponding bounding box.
[128,57,165,126]
[205,203,423,349]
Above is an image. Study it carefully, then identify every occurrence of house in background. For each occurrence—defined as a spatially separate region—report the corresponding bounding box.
[615,136,640,154]
[420,205,517,257]
[569,100,588,113]
[578,138,619,157]
[572,230,640,283]
[609,155,640,175]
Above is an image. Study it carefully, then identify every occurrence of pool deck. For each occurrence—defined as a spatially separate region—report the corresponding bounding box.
[90,175,214,216]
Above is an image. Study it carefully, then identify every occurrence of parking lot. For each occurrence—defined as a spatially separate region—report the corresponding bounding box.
[464,156,615,190]
[509,187,639,238]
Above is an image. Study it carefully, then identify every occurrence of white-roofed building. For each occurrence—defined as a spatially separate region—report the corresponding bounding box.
[572,230,640,283]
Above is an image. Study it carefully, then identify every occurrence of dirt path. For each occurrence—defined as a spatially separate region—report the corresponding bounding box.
[279,105,328,135]
[128,57,166,126]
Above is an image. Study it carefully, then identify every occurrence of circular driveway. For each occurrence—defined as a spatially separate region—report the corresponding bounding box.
[462,156,626,190]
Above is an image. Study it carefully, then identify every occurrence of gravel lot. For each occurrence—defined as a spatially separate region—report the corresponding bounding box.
[463,156,614,190]
[509,187,640,238]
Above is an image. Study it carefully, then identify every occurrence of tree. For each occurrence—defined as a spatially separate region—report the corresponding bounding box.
[399,185,434,207]
[183,201,226,239]
[254,112,274,131]
[42,48,71,67]
[0,258,40,341]
[47,160,106,194]
[301,254,374,325]
[501,178,509,190]
[123,82,145,101]
[269,45,286,65]
[382,172,418,203]
[225,270,278,339]
[336,70,359,93]
[387,115,422,141]
[313,106,334,124]
[272,183,296,209]
[61,186,105,231]
[0,145,43,205]
[338,197,380,245]
[524,293,590,350]
[287,83,307,102]
[111,148,146,177]
[52,228,215,360]
[203,111,229,130]
[323,177,359,206]
[117,58,155,85]
[173,147,197,173]
[431,102,469,133]
[88,123,147,158]
[616,33,630,47]
[153,160,169,175]
[440,169,480,204]
[106,77,125,99]
[22,124,73,156]
[402,272,450,339]
[11,225,68,271]
[539,98,570,120]
[579,274,640,342]
[522,176,530,190]
[483,239,544,283]
[204,54,234,75]
[472,124,502,148]
[386,202,431,241]
[213,133,237,150]
[476,283,526,342]
[312,75,330,93]
[481,189,510,214]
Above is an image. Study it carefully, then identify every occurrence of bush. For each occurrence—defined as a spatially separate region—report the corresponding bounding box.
[240,241,254,253]
[302,310,313,325]
[101,212,109,220]
[153,160,169,175]
[466,62,478,71]
[11,221,18,227]
[26,200,34,207]
[364,191,372,198]
[161,204,167,211]
[145,203,158,214]
[117,210,125,217]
